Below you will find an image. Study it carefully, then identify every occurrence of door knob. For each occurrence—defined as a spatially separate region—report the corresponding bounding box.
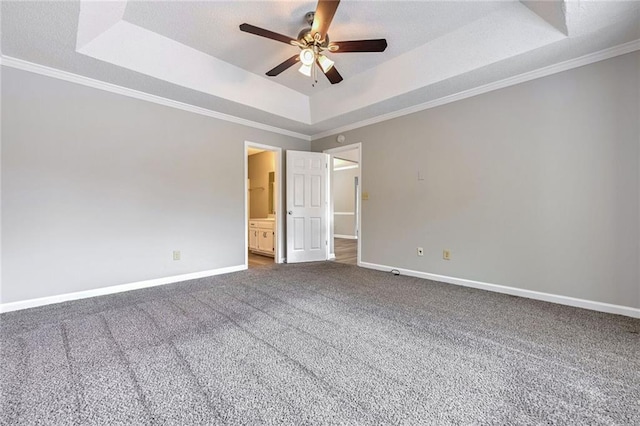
[288,210,293,215]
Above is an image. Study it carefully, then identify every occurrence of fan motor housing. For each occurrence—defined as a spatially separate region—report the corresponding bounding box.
[297,27,330,47]
[300,11,330,47]
[304,11,315,25]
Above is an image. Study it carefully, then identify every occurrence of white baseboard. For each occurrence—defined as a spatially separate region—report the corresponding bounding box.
[358,261,640,319]
[0,264,247,313]
[334,234,357,239]
[5,261,637,319]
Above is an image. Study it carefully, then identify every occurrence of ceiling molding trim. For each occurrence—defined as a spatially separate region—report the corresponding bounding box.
[310,39,640,141]
[334,165,359,171]
[0,55,312,141]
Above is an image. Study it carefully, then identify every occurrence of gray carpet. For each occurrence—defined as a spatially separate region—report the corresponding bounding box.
[1,262,639,425]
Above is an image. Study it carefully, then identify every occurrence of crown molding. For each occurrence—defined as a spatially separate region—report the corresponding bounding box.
[0,55,312,141]
[309,39,640,140]
[2,38,638,143]
[333,165,359,171]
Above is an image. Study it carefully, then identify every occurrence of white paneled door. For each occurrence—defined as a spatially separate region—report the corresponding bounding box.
[286,150,329,263]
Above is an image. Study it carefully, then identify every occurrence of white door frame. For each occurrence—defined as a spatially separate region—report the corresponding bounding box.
[324,142,362,266]
[244,141,283,266]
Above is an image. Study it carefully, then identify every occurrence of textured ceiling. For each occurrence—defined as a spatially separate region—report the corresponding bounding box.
[2,1,639,139]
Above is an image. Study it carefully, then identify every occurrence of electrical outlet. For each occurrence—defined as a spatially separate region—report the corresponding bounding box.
[443,250,451,260]
[173,250,181,261]
[417,247,424,256]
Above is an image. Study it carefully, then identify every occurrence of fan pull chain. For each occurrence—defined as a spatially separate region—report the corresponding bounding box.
[312,61,318,87]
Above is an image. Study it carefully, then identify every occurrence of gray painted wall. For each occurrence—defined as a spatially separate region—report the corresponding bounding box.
[333,167,358,237]
[313,51,640,309]
[1,67,309,304]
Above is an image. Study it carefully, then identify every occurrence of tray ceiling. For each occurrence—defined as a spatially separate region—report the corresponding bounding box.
[2,1,639,139]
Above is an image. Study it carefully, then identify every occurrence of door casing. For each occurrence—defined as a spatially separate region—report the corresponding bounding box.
[324,142,362,266]
[244,141,283,266]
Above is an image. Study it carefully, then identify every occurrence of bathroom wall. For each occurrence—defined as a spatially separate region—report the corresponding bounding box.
[248,151,275,219]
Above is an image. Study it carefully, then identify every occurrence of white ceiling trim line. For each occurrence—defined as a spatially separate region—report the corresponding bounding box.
[0,55,311,141]
[310,39,640,141]
[334,165,359,171]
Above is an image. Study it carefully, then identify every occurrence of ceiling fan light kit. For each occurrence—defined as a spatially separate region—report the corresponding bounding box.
[239,0,388,85]
[299,48,316,66]
[298,63,313,77]
[317,55,334,72]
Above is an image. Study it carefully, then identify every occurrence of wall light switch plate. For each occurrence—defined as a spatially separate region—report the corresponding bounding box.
[362,192,369,201]
[417,247,424,256]
[173,250,181,261]
[443,250,451,260]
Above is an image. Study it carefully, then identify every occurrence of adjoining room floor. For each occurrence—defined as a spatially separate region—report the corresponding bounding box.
[249,238,356,268]
[248,251,274,268]
[334,237,357,265]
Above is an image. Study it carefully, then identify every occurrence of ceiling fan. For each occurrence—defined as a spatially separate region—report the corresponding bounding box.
[239,0,388,85]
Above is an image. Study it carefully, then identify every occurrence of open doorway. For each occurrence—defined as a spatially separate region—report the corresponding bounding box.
[244,142,283,269]
[324,143,361,266]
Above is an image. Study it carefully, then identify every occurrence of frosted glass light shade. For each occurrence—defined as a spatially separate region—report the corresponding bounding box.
[317,55,334,72]
[298,63,312,76]
[299,48,315,66]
